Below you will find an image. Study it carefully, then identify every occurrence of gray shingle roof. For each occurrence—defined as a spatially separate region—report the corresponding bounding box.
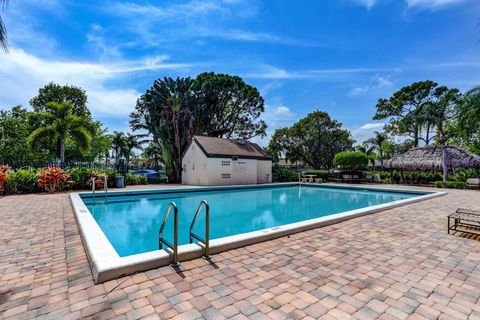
[193,135,272,160]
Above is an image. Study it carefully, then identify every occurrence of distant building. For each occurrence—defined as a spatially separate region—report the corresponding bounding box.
[182,136,272,186]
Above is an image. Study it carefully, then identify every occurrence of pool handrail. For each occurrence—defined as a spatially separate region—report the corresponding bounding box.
[190,200,211,260]
[158,202,180,267]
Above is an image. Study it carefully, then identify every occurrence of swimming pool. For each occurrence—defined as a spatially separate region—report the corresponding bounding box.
[70,183,444,283]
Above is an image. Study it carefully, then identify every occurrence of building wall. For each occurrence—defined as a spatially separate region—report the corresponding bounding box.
[181,142,209,185]
[206,157,258,185]
[257,160,273,184]
[182,140,273,186]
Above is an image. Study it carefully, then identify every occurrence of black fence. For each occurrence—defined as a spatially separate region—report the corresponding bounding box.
[5,161,116,170]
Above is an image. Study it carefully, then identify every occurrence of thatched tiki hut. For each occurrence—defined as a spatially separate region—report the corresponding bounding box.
[387,145,480,181]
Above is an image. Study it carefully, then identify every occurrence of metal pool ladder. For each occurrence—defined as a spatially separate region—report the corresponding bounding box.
[190,200,211,260]
[158,202,180,267]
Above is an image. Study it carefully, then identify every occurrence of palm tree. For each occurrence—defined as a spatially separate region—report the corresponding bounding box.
[354,142,376,166]
[1,0,8,52]
[28,102,92,163]
[123,133,145,172]
[458,86,480,147]
[421,87,461,180]
[110,131,126,169]
[365,131,388,171]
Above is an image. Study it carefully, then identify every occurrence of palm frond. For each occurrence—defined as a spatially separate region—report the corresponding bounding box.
[70,127,92,152]
[0,0,8,52]
[27,126,55,148]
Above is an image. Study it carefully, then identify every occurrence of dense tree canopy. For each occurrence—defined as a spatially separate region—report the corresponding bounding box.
[130,73,267,182]
[374,81,442,147]
[267,111,354,169]
[27,102,93,163]
[30,82,91,118]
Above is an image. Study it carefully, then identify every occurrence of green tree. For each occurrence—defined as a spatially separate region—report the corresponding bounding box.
[267,111,354,169]
[130,77,195,182]
[354,142,376,166]
[192,72,267,139]
[454,86,480,154]
[365,131,389,171]
[0,106,35,163]
[130,73,267,182]
[27,102,92,163]
[30,83,91,118]
[374,81,440,147]
[123,134,144,172]
[110,131,126,169]
[420,87,461,180]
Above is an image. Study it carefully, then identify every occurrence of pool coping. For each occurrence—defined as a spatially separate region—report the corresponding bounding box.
[69,183,446,283]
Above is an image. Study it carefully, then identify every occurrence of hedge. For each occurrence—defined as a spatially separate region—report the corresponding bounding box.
[302,170,329,179]
[272,165,298,182]
[434,181,466,189]
[333,152,368,170]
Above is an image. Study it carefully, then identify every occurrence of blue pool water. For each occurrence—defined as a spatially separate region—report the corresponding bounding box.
[82,185,421,257]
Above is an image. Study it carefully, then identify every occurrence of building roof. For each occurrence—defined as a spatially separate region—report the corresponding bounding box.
[387,145,480,170]
[192,135,272,160]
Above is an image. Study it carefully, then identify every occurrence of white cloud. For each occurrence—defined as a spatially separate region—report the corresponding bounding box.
[0,48,193,116]
[350,123,385,143]
[274,106,294,120]
[405,0,469,8]
[349,0,469,9]
[348,74,393,96]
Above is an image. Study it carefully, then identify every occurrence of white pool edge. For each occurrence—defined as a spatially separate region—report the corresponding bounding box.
[69,183,446,283]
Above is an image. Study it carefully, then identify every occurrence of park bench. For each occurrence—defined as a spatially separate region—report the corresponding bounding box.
[448,208,480,236]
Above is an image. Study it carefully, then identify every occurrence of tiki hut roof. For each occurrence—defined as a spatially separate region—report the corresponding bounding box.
[387,145,480,171]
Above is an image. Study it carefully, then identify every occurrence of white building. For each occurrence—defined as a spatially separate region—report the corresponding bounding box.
[182,136,272,186]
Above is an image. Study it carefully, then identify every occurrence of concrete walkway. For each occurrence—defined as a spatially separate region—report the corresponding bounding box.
[0,185,479,319]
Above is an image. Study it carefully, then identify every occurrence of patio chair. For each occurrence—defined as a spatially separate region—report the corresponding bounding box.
[448,208,480,236]
[466,178,480,189]
[315,178,323,183]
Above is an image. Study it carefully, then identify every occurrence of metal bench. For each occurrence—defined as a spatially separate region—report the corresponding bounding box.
[448,208,480,236]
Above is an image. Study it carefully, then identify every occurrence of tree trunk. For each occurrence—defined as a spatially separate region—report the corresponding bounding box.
[59,139,65,163]
[441,145,448,181]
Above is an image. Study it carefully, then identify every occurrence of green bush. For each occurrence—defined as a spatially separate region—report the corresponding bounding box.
[434,181,466,189]
[451,168,478,182]
[4,168,39,194]
[272,165,298,182]
[333,152,368,170]
[302,170,329,179]
[147,176,168,184]
[67,167,91,190]
[125,174,148,185]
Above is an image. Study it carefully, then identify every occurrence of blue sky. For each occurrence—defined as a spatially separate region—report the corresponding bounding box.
[1,0,479,145]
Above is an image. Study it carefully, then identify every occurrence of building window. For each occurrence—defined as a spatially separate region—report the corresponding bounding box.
[221,160,231,166]
[222,173,231,179]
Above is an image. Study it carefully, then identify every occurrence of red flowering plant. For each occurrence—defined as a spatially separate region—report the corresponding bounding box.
[37,167,71,193]
[87,172,107,190]
[0,165,10,193]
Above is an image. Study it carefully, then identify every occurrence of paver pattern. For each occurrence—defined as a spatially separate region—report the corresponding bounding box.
[0,185,479,319]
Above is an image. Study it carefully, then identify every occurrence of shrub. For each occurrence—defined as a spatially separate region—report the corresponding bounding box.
[68,167,91,190]
[87,171,108,190]
[302,170,329,179]
[272,165,298,182]
[125,174,147,185]
[147,176,168,184]
[0,165,10,193]
[451,168,478,182]
[37,167,71,192]
[333,152,368,170]
[434,181,466,189]
[5,168,39,194]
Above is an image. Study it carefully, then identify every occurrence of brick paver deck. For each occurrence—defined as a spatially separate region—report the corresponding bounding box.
[0,185,479,319]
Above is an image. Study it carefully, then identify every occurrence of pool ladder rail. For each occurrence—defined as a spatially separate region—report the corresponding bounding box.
[158,202,180,267]
[91,176,108,204]
[158,200,212,268]
[189,200,211,260]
